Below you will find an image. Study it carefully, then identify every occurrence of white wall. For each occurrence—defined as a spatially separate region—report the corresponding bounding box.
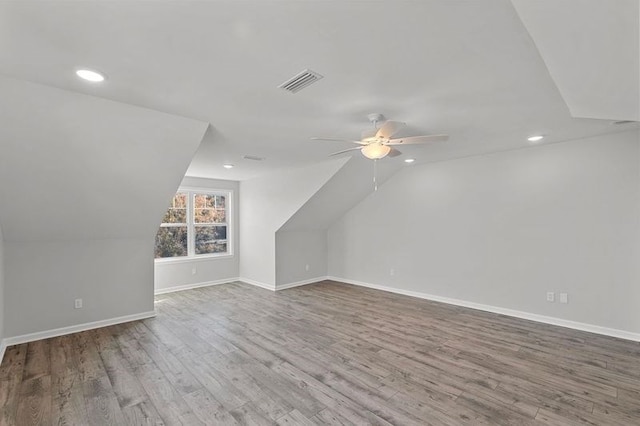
[329,131,640,334]
[154,177,240,292]
[275,157,400,287]
[0,77,207,338]
[276,230,327,287]
[239,158,348,286]
[0,224,5,346]
[0,78,208,244]
[5,239,155,337]
[511,0,639,121]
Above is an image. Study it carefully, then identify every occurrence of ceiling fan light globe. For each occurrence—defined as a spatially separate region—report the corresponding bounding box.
[361,143,391,159]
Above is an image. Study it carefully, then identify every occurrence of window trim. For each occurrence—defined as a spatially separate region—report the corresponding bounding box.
[154,187,234,263]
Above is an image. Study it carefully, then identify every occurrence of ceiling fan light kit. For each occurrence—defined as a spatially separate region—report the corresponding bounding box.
[361,143,391,159]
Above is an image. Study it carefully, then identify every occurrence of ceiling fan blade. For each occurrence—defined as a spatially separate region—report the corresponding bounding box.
[386,134,449,145]
[361,128,377,139]
[311,137,365,145]
[387,147,402,157]
[329,146,363,156]
[375,120,405,139]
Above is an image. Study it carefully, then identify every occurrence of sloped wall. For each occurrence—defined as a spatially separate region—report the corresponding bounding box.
[279,157,400,231]
[239,158,348,287]
[275,157,401,287]
[0,77,208,338]
[511,0,639,121]
[0,224,4,348]
[329,131,640,335]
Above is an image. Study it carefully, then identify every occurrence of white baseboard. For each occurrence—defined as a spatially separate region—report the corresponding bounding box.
[155,276,323,294]
[3,310,157,347]
[326,276,640,342]
[239,277,276,291]
[276,276,328,291]
[239,276,327,291]
[0,339,6,365]
[155,277,240,295]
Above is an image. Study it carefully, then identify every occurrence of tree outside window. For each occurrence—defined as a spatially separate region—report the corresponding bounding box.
[155,190,231,259]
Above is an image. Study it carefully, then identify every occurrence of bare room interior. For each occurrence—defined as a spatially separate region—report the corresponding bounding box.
[0,0,639,424]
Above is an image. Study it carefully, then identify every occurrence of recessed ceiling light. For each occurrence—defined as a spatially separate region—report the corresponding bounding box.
[404,158,415,163]
[242,155,265,161]
[527,135,544,142]
[223,164,234,169]
[76,69,106,82]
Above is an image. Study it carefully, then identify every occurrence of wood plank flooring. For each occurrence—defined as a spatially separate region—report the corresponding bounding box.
[1,280,640,425]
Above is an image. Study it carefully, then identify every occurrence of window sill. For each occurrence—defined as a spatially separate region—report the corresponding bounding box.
[154,253,235,265]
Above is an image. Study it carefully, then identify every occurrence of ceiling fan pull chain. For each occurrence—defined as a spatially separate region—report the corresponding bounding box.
[373,159,378,192]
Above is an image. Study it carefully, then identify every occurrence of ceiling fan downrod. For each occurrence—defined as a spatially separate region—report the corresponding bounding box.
[367,113,384,130]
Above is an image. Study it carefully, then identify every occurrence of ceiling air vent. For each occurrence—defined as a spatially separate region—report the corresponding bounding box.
[243,155,265,161]
[278,69,323,93]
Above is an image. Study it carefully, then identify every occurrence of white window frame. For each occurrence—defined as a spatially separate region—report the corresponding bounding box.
[154,187,233,263]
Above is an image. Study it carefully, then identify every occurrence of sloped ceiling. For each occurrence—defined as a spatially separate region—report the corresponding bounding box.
[512,0,639,122]
[0,76,208,242]
[280,156,400,231]
[239,157,349,285]
[0,1,636,181]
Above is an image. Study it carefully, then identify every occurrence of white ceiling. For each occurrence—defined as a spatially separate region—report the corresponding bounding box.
[512,0,639,122]
[0,0,637,181]
[280,157,399,231]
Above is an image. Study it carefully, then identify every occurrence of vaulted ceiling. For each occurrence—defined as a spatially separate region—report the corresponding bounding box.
[0,0,637,181]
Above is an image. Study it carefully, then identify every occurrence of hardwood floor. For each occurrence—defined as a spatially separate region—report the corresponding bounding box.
[1,280,640,425]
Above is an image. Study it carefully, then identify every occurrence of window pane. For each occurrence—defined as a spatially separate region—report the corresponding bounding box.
[194,194,207,209]
[213,195,225,209]
[194,194,226,224]
[195,226,227,255]
[214,209,226,223]
[154,226,188,258]
[194,208,226,224]
[172,193,187,208]
[162,193,187,224]
[194,194,225,208]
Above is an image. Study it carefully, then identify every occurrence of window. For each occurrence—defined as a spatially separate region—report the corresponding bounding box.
[155,189,232,260]
[155,192,188,258]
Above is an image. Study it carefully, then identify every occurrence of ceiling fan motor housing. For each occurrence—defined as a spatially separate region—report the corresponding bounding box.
[367,113,385,125]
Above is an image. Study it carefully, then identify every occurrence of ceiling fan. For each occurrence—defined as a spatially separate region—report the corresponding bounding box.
[312,113,448,160]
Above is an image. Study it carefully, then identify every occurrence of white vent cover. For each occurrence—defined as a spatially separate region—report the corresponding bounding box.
[278,69,323,93]
[243,155,265,161]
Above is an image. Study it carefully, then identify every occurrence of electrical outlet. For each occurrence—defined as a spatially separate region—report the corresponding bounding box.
[74,298,83,309]
[390,268,395,276]
[560,293,568,304]
[305,264,310,271]
[546,292,555,302]
[191,267,197,275]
